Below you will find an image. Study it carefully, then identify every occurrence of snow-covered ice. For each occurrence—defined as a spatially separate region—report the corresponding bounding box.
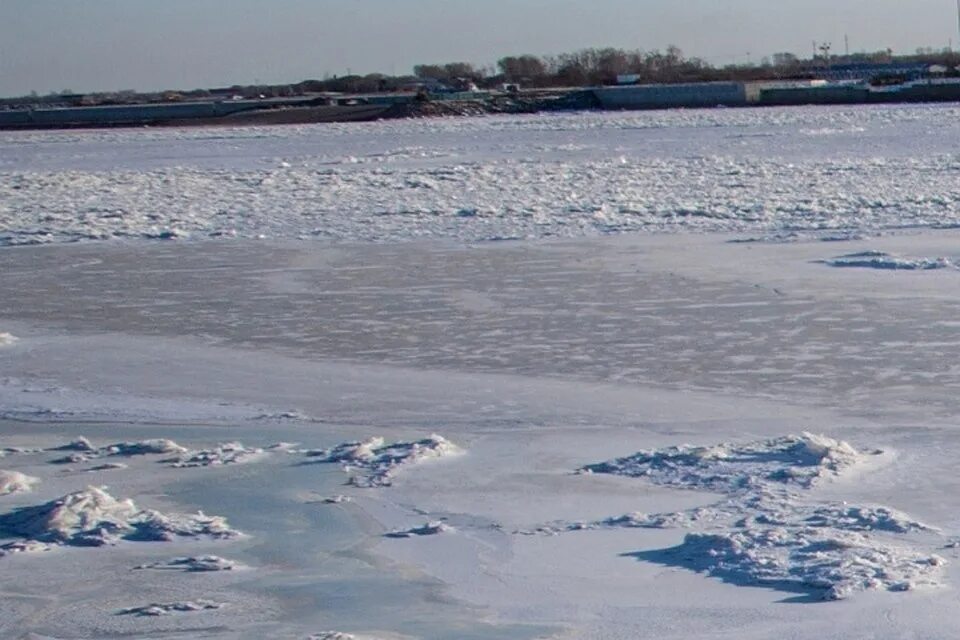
[7,104,960,638]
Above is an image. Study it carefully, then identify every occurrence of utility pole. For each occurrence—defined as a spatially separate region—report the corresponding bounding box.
[844,34,849,57]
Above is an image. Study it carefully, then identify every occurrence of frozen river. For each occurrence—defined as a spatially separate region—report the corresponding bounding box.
[3,105,960,639]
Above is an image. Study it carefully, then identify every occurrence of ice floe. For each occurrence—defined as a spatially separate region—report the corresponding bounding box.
[134,555,243,572]
[0,470,39,496]
[566,433,945,599]
[0,486,238,552]
[304,435,462,487]
[821,251,955,270]
[118,600,223,616]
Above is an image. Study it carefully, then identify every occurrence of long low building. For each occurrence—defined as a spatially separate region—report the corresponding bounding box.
[593,82,748,109]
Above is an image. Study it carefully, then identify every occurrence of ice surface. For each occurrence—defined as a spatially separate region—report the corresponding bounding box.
[0,486,238,550]
[0,470,39,496]
[304,435,462,487]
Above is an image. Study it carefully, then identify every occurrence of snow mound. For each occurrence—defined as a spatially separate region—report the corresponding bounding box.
[638,527,944,601]
[305,435,462,487]
[50,438,187,464]
[0,486,238,549]
[308,633,356,640]
[53,437,96,452]
[385,521,455,539]
[119,600,223,616]
[566,434,944,599]
[581,433,870,491]
[101,439,187,457]
[0,332,18,346]
[166,442,265,468]
[0,540,53,557]
[318,495,352,505]
[135,555,242,572]
[85,462,128,472]
[0,470,40,496]
[822,251,954,270]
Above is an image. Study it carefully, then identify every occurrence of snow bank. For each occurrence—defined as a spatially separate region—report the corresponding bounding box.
[822,251,955,270]
[0,486,238,551]
[581,432,870,491]
[134,555,242,572]
[0,470,39,496]
[305,435,462,487]
[119,600,223,616]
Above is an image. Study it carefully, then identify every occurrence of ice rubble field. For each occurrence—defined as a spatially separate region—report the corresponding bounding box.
[5,104,960,245]
[6,104,960,638]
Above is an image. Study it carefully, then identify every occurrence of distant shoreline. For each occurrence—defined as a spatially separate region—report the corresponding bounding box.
[6,80,960,131]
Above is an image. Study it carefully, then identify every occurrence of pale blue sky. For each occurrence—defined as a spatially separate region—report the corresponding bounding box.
[1,0,957,96]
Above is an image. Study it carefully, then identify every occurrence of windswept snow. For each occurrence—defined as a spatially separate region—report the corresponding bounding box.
[569,434,943,599]
[0,470,39,496]
[304,435,462,487]
[0,486,238,551]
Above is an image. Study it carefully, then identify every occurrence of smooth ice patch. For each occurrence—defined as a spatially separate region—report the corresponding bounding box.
[821,251,955,270]
[304,435,462,487]
[0,470,39,496]
[0,486,238,553]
